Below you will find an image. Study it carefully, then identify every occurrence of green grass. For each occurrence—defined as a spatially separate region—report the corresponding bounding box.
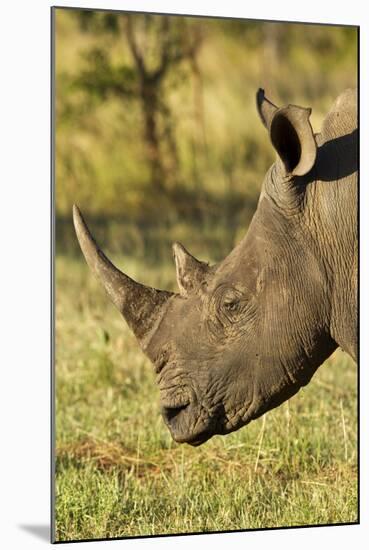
[54,254,358,542]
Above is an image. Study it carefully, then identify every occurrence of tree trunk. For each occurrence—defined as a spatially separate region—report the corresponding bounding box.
[140,83,165,191]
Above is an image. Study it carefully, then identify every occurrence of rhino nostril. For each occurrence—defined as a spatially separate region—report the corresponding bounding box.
[162,403,189,423]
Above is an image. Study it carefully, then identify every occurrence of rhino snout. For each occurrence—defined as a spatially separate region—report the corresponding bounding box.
[160,397,214,446]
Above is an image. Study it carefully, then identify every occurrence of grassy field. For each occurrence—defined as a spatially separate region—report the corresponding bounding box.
[54,252,358,542]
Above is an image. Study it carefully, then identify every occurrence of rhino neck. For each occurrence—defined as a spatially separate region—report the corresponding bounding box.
[306,140,357,359]
[300,91,358,359]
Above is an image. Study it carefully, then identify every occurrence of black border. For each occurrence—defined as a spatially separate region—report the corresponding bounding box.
[54,520,358,545]
[51,5,360,544]
[356,24,360,527]
[51,5,56,545]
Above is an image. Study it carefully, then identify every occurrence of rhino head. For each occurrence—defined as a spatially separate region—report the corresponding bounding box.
[73,89,357,446]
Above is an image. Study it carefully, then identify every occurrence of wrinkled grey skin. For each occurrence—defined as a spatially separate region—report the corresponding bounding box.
[73,89,357,446]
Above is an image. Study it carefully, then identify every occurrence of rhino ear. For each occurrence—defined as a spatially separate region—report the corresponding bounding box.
[269,104,317,177]
[256,88,278,129]
[172,242,209,296]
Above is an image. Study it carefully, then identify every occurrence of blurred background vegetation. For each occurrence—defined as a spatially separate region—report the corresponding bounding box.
[55,8,357,263]
[54,10,358,540]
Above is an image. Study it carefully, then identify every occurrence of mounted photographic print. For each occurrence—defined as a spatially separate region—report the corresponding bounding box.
[52,6,358,543]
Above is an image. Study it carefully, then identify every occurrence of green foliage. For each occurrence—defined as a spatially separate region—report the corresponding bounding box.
[76,48,138,99]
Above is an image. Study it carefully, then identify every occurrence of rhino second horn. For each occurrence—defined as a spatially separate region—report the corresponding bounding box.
[172,241,210,295]
[73,205,174,345]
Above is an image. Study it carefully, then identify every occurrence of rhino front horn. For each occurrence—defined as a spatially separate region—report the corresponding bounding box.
[73,205,174,346]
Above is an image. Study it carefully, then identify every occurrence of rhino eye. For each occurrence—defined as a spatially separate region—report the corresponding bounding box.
[220,288,244,320]
[223,299,240,312]
[207,285,249,336]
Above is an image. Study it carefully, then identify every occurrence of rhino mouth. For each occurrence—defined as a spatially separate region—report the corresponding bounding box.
[160,396,220,446]
[158,369,222,445]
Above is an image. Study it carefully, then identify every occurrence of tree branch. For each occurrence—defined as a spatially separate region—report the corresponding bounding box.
[151,19,203,83]
[125,16,147,78]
